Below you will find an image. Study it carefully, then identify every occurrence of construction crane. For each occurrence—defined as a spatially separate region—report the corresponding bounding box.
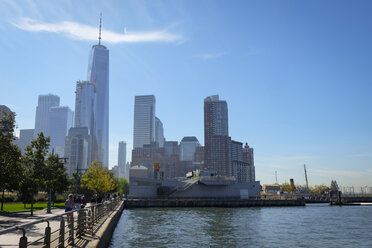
[304,164,309,190]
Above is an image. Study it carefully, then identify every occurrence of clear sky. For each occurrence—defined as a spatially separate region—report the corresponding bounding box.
[1,0,371,188]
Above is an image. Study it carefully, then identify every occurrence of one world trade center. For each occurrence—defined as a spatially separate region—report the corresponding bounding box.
[87,15,109,168]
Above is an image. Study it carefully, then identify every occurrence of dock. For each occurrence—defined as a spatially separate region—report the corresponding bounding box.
[124,198,306,208]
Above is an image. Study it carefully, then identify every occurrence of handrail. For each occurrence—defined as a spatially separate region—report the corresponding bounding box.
[0,198,122,248]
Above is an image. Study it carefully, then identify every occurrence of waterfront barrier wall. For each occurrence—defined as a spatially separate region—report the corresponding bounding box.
[87,199,125,248]
[125,198,306,208]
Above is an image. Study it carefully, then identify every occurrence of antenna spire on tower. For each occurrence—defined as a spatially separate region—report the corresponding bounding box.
[98,12,102,45]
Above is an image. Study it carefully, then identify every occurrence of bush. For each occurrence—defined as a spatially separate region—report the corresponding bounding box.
[55,195,65,203]
[2,195,17,202]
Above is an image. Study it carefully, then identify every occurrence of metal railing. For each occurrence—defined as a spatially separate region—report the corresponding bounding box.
[0,198,122,248]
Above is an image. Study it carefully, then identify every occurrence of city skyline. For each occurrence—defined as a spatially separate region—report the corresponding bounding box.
[1,1,371,187]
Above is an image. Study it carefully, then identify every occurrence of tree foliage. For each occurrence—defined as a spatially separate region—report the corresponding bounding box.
[117,178,130,195]
[21,132,50,215]
[280,182,292,193]
[308,184,330,194]
[45,154,69,203]
[0,113,23,211]
[81,160,118,195]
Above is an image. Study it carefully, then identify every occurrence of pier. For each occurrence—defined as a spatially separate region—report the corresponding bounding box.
[125,198,306,208]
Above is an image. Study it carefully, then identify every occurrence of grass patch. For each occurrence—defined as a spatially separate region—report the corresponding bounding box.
[0,202,65,212]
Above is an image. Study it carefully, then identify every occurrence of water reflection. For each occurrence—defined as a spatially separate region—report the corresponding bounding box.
[109,205,372,248]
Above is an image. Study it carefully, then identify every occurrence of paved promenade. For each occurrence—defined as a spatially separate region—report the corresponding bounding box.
[0,206,79,247]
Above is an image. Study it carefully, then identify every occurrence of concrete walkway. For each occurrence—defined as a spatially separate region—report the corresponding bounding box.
[0,206,77,247]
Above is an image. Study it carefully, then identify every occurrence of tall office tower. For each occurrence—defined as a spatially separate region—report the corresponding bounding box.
[47,106,73,156]
[65,127,90,177]
[155,117,165,147]
[0,105,14,119]
[74,80,97,164]
[243,143,255,182]
[87,16,109,168]
[118,141,127,179]
[34,94,60,138]
[180,136,200,161]
[204,95,231,176]
[164,141,180,158]
[17,129,34,155]
[133,95,156,148]
[74,81,96,132]
[125,162,130,181]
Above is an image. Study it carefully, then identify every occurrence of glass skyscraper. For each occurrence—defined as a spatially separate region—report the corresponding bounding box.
[118,141,127,179]
[87,43,109,168]
[133,95,156,148]
[47,106,74,156]
[34,94,60,138]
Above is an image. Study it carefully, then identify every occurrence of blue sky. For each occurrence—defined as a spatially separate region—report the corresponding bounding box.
[1,0,371,188]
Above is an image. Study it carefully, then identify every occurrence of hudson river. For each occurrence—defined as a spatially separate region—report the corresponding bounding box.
[110,204,372,247]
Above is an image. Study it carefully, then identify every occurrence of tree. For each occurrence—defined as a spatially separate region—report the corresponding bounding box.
[81,160,118,196]
[22,132,50,216]
[280,182,292,193]
[117,178,130,195]
[308,184,330,194]
[0,113,23,211]
[45,154,69,206]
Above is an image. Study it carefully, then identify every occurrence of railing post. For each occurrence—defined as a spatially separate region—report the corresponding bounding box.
[77,209,85,237]
[44,220,51,248]
[68,212,74,245]
[59,216,65,248]
[16,227,27,248]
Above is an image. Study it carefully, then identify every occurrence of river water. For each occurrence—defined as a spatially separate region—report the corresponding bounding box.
[109,204,372,247]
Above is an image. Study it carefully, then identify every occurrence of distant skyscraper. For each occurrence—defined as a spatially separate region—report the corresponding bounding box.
[204,95,231,176]
[65,127,90,177]
[155,117,165,148]
[17,129,34,155]
[74,81,96,133]
[180,136,200,161]
[87,16,109,168]
[133,95,156,148]
[73,80,97,164]
[118,141,127,179]
[34,94,60,138]
[47,106,73,156]
[164,141,180,158]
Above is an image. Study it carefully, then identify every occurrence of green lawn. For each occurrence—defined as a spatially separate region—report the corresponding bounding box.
[0,202,65,212]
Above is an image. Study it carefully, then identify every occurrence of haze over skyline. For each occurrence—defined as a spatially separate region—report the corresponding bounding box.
[1,0,371,187]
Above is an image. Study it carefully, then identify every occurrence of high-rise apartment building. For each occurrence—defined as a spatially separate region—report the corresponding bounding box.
[155,117,165,148]
[180,136,200,161]
[47,106,73,156]
[87,22,109,168]
[133,95,156,148]
[118,141,127,179]
[204,95,231,176]
[243,143,255,182]
[34,94,60,138]
[17,129,34,155]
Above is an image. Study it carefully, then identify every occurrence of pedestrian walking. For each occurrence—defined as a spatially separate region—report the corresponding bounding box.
[65,194,75,224]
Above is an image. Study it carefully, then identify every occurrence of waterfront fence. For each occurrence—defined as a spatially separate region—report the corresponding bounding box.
[0,198,121,248]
